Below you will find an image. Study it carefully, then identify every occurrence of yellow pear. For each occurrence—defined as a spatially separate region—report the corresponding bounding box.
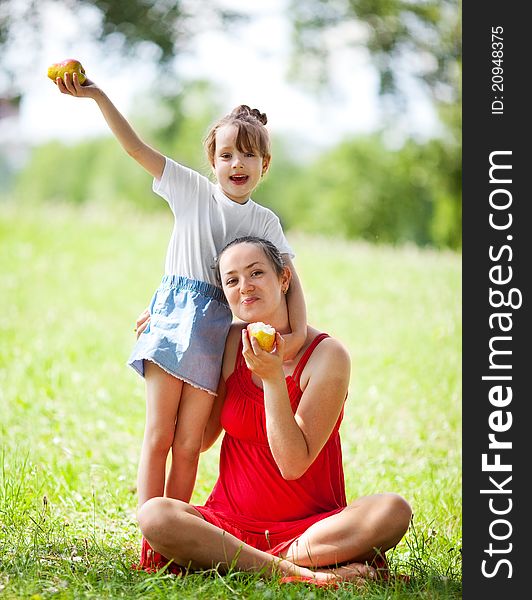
[47,59,87,85]
[248,322,276,352]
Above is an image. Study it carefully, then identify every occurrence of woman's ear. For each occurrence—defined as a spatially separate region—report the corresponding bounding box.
[281,265,292,294]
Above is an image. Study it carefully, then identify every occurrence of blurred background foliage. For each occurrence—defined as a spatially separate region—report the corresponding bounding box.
[1,0,461,249]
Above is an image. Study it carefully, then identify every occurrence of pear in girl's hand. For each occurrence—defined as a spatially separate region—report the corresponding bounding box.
[47,59,87,85]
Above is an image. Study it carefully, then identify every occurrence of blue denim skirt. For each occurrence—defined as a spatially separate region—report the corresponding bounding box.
[128,275,232,395]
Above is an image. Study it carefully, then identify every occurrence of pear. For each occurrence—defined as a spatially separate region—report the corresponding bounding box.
[47,59,87,85]
[248,322,276,352]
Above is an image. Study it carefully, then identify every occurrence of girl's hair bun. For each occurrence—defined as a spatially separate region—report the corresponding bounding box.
[231,104,268,126]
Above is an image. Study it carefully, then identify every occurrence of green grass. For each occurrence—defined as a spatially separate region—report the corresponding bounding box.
[0,203,461,598]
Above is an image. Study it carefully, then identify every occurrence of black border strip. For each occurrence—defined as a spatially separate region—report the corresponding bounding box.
[463,1,528,596]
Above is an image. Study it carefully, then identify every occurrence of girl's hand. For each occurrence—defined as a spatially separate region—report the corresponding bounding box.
[135,307,151,339]
[281,330,306,361]
[242,328,285,382]
[55,71,99,99]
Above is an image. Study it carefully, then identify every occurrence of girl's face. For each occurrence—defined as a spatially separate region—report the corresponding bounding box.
[212,124,270,204]
[219,242,289,326]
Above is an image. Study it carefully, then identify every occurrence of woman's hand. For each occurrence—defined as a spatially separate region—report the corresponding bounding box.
[135,307,151,339]
[242,328,285,382]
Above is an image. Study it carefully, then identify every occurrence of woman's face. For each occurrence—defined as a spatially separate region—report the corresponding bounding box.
[219,242,288,324]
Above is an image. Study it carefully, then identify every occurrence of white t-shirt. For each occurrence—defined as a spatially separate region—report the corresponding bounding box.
[153,157,294,286]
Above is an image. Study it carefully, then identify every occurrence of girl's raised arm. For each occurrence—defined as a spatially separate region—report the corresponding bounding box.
[56,72,165,180]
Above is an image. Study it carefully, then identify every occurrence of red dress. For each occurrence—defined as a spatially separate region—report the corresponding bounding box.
[195,333,347,555]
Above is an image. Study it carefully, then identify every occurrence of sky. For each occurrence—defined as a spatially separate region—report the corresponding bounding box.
[5,0,438,154]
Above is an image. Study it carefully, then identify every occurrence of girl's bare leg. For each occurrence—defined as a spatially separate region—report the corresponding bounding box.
[282,493,412,573]
[164,383,215,502]
[137,498,337,582]
[136,361,183,508]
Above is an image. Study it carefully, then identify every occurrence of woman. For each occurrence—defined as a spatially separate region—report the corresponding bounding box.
[135,236,411,586]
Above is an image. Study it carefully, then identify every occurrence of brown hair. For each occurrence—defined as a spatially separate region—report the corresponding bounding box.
[212,236,285,288]
[203,105,271,167]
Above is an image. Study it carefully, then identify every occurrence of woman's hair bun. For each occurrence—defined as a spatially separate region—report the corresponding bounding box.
[231,104,268,126]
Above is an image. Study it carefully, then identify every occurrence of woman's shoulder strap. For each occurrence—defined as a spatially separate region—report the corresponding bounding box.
[291,332,330,386]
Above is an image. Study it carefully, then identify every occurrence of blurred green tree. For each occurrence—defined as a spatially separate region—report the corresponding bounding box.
[286,0,461,248]
[257,133,460,248]
[0,0,245,97]
[288,0,461,120]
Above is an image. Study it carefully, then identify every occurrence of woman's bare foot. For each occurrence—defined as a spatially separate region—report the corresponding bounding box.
[319,561,377,585]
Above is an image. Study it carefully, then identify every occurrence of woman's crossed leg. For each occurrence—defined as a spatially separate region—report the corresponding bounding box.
[137,492,411,583]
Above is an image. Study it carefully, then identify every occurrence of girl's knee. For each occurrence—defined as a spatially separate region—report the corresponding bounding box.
[144,424,175,455]
[172,430,203,463]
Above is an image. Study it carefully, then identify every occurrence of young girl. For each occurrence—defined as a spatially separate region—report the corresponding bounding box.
[53,71,307,569]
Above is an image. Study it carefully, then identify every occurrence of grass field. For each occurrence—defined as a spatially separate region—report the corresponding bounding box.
[0,203,461,598]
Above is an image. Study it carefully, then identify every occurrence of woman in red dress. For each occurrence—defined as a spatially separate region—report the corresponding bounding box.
[136,236,411,585]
